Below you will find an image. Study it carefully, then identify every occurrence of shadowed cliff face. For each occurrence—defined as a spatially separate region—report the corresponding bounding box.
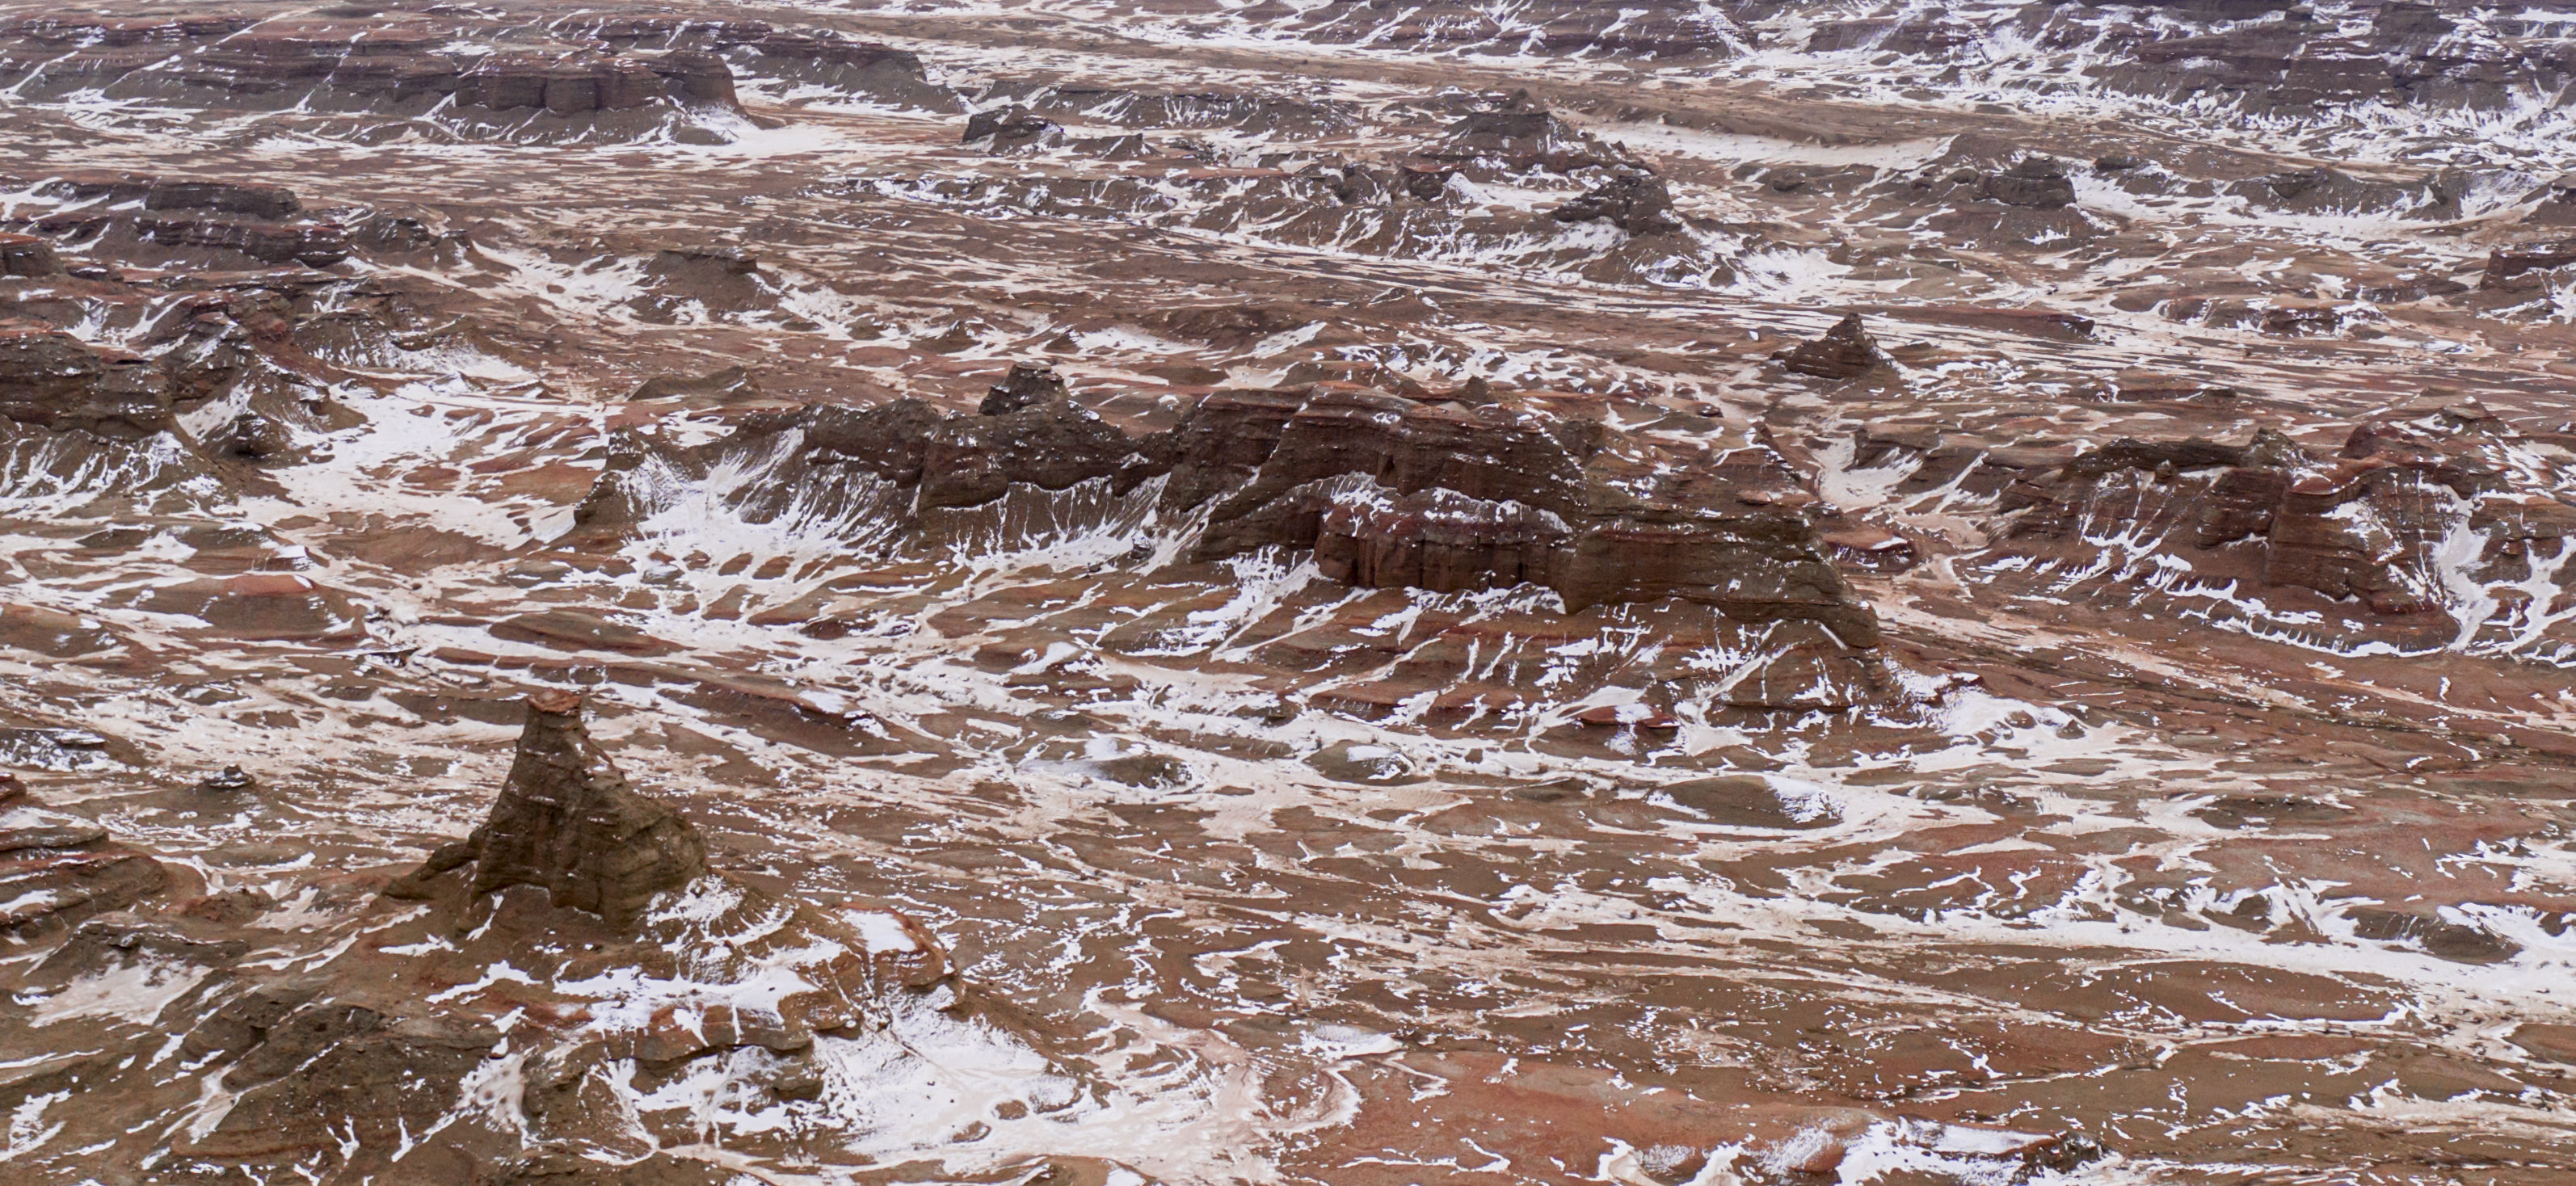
[8,0,2576,1183]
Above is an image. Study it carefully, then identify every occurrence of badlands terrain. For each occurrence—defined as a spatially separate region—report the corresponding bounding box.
[5,0,2576,1182]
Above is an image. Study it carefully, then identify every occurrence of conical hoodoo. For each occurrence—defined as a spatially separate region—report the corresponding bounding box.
[1777,311,1893,381]
[389,690,708,921]
[471,689,708,920]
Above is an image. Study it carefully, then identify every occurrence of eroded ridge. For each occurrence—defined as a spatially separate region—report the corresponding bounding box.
[4,1,2576,1184]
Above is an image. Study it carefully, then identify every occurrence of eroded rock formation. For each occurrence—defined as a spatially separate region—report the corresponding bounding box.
[1777,313,1892,381]
[0,772,168,936]
[393,691,710,922]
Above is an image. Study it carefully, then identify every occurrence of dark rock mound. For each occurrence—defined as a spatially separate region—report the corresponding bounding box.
[1432,95,1624,172]
[558,15,962,112]
[1981,155,2075,209]
[391,691,708,923]
[965,104,1064,152]
[981,360,1069,415]
[0,773,171,936]
[1551,171,1683,236]
[1776,313,1893,381]
[922,391,1161,510]
[0,232,61,276]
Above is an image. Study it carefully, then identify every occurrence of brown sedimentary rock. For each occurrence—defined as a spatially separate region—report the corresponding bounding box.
[979,360,1070,415]
[9,173,347,267]
[1776,313,1892,380]
[0,320,166,437]
[0,232,64,276]
[2001,417,2573,624]
[964,104,1063,151]
[1981,155,2077,208]
[1551,171,1683,236]
[919,394,1162,509]
[1191,388,1877,640]
[0,775,170,936]
[436,692,710,923]
[554,15,958,111]
[2483,242,2576,290]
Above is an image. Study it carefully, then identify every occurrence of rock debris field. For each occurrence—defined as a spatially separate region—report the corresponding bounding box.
[5,1,2576,1183]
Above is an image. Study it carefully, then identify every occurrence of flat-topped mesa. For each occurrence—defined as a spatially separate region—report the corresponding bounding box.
[578,381,1878,645]
[551,15,960,111]
[410,692,708,923]
[0,19,751,141]
[6,173,348,268]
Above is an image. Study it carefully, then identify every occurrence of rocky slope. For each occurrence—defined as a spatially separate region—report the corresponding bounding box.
[5,1,2576,1184]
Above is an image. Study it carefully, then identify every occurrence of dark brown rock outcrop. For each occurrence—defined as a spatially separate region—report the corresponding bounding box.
[0,232,60,276]
[1432,99,1623,172]
[1187,388,1876,639]
[1551,171,1683,236]
[1776,313,1892,381]
[980,360,1069,415]
[964,104,1064,151]
[920,394,1163,510]
[1997,414,2576,635]
[1981,155,2076,208]
[0,321,167,437]
[397,692,708,923]
[0,773,170,936]
[0,19,748,141]
[555,15,961,111]
[2482,242,2576,290]
[7,173,348,268]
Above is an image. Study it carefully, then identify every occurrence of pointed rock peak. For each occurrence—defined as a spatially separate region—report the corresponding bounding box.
[1778,313,1892,381]
[459,692,709,924]
[979,360,1067,415]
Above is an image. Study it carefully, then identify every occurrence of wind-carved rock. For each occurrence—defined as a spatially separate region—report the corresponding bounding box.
[1992,410,2576,657]
[1777,313,1893,381]
[979,360,1069,415]
[1981,155,2076,208]
[1551,171,1683,236]
[0,320,169,438]
[398,691,708,923]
